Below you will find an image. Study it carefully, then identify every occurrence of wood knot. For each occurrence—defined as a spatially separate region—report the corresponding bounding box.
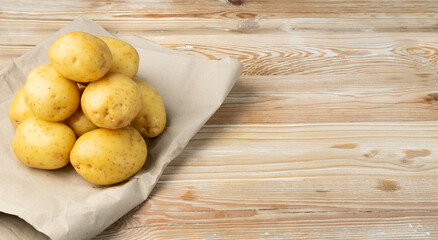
[227,0,243,5]
[401,149,431,165]
[182,190,196,201]
[425,93,438,103]
[364,149,379,158]
[403,149,431,160]
[330,143,357,149]
[237,12,258,18]
[376,179,400,192]
[315,190,330,193]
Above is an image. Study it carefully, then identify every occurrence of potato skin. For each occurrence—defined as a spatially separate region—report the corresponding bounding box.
[12,116,76,170]
[131,77,166,138]
[24,64,80,122]
[70,127,147,185]
[81,73,142,129]
[97,36,139,78]
[49,31,113,82]
[8,86,35,128]
[66,107,98,137]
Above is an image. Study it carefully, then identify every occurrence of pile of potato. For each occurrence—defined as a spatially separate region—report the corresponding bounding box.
[8,32,166,185]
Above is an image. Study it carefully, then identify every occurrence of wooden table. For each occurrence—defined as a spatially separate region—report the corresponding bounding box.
[2,1,438,239]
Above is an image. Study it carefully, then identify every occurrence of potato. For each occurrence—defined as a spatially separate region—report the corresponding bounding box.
[70,127,147,185]
[24,64,80,122]
[81,73,142,129]
[66,107,98,137]
[8,86,35,128]
[97,36,139,78]
[12,116,76,170]
[131,77,166,138]
[49,31,113,82]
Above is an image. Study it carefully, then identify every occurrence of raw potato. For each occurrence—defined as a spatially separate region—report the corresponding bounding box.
[70,127,147,185]
[97,36,139,78]
[8,86,35,128]
[9,31,163,184]
[132,77,166,138]
[49,31,113,82]
[66,107,98,137]
[12,116,76,170]
[24,64,80,121]
[81,73,142,129]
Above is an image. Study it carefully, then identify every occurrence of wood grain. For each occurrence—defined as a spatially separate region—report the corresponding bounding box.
[2,0,438,20]
[95,123,438,239]
[2,17,438,47]
[1,1,438,239]
[97,208,438,239]
[162,123,438,180]
[207,73,438,124]
[152,34,438,75]
[2,33,438,76]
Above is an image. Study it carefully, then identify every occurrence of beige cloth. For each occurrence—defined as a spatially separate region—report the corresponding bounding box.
[0,16,243,240]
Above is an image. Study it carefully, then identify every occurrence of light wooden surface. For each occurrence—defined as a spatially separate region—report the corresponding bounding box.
[2,0,438,239]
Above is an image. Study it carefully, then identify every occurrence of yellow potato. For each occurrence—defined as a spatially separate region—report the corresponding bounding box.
[66,107,98,137]
[24,64,80,122]
[97,36,139,78]
[81,73,142,129]
[49,31,113,82]
[12,116,76,170]
[8,86,35,128]
[131,77,166,138]
[70,127,147,185]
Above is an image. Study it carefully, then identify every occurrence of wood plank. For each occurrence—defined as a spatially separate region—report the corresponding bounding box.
[208,73,438,124]
[159,123,438,181]
[135,177,438,212]
[2,0,438,20]
[1,17,438,47]
[143,33,438,76]
[96,208,438,239]
[2,32,438,76]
